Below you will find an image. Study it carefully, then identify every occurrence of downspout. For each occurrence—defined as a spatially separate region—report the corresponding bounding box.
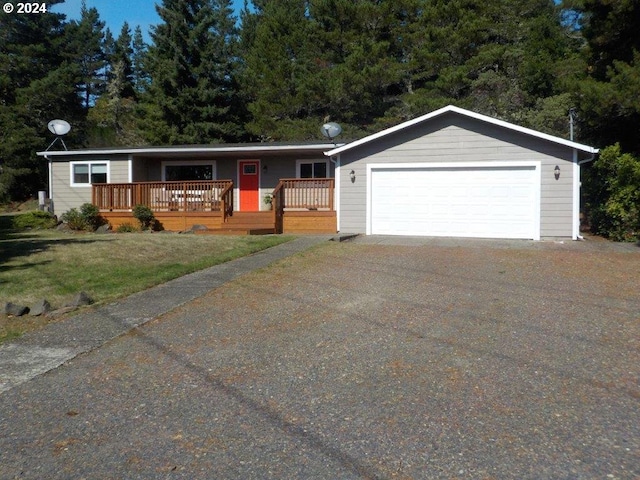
[574,151,597,240]
[44,154,53,215]
[329,155,340,232]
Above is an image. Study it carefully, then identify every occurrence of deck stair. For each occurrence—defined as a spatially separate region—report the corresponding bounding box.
[216,211,276,235]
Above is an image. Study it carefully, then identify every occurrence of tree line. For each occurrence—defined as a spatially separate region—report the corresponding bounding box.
[1,0,639,239]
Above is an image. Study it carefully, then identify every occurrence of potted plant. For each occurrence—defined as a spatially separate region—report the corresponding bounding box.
[263,193,273,210]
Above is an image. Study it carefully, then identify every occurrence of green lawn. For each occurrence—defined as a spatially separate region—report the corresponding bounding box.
[0,215,293,342]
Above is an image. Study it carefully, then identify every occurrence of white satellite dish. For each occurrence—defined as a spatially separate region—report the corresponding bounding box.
[48,119,71,136]
[321,122,342,142]
[46,119,71,151]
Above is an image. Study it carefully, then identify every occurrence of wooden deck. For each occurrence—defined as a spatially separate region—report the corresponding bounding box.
[94,179,336,234]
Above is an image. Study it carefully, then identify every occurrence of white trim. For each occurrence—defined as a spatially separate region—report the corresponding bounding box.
[37,144,341,157]
[46,155,53,204]
[572,149,580,240]
[295,158,330,178]
[366,161,541,240]
[160,160,217,181]
[128,155,133,182]
[334,155,341,231]
[326,105,599,157]
[69,160,110,187]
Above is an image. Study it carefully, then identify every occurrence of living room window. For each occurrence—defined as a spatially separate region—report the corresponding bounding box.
[70,161,109,186]
[296,160,329,178]
[162,161,216,181]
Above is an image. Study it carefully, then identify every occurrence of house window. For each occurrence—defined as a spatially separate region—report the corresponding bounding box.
[71,162,108,186]
[162,161,216,181]
[297,160,329,178]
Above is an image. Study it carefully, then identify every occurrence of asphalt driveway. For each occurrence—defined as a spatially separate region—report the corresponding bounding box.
[1,237,638,479]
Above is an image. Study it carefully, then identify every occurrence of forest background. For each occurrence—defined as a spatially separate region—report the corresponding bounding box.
[1,0,639,240]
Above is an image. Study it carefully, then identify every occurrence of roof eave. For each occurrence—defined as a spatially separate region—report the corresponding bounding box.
[37,143,345,157]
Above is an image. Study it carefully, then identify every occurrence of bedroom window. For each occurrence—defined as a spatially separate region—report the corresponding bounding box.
[71,162,108,186]
[297,160,329,178]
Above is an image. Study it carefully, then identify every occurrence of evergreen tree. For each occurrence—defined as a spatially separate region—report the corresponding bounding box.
[131,26,150,94]
[142,0,245,144]
[0,1,83,201]
[65,1,107,110]
[111,23,136,99]
[564,0,640,153]
[240,0,326,140]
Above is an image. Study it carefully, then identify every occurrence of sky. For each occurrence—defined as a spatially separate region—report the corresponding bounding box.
[50,0,247,41]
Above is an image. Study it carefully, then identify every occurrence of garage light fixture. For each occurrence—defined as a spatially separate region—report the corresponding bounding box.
[350,170,356,183]
[554,165,560,180]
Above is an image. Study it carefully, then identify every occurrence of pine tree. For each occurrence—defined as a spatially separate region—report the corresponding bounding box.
[111,23,136,99]
[564,0,640,153]
[240,0,326,140]
[142,0,245,144]
[0,0,83,201]
[65,1,107,110]
[131,26,150,94]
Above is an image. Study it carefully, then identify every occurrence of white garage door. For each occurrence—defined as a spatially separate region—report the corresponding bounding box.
[370,164,539,239]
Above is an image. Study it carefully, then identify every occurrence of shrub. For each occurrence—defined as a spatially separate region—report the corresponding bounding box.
[60,203,104,231]
[60,208,88,231]
[80,203,104,230]
[12,210,58,230]
[116,222,138,233]
[584,144,640,241]
[132,204,155,230]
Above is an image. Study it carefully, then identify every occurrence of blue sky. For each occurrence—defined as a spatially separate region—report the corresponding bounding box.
[50,0,247,41]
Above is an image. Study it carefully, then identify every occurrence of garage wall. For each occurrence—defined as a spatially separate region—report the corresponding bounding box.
[338,113,576,238]
[50,154,130,216]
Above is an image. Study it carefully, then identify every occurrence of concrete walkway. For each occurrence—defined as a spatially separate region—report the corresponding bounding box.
[0,235,334,393]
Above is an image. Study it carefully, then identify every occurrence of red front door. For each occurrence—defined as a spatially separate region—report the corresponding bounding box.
[239,160,260,211]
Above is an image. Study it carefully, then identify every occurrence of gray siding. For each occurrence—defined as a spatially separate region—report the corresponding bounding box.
[50,154,129,216]
[51,153,334,215]
[338,113,577,238]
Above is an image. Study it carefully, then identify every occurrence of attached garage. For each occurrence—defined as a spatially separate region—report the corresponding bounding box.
[327,105,599,240]
[368,162,540,239]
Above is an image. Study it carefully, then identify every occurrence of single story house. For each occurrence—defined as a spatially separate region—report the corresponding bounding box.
[38,105,599,239]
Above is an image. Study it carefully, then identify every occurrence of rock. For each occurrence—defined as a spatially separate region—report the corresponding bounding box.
[95,224,111,234]
[65,291,94,307]
[5,302,29,317]
[30,299,51,316]
[189,224,208,232]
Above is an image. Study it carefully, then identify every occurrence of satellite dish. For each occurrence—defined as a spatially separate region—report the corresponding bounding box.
[321,122,342,141]
[48,119,71,136]
[45,119,71,151]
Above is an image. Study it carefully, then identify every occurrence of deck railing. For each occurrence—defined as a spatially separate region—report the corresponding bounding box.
[272,178,335,233]
[274,178,335,210]
[92,180,234,213]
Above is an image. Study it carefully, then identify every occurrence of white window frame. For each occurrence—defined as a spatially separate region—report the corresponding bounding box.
[296,159,330,179]
[70,160,110,187]
[161,160,217,181]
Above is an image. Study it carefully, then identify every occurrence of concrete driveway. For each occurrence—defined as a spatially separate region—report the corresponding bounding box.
[1,237,638,479]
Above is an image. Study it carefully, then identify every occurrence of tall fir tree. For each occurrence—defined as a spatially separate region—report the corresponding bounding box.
[65,1,107,110]
[563,0,640,153]
[131,26,150,94]
[0,0,83,200]
[142,0,245,144]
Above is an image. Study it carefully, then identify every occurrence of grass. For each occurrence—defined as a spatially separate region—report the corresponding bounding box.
[0,214,294,343]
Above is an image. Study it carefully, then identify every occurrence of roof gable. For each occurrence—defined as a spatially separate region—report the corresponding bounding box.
[325,105,598,157]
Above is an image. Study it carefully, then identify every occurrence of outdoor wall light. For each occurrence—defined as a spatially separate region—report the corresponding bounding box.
[554,165,560,180]
[350,170,356,183]
[263,164,268,172]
